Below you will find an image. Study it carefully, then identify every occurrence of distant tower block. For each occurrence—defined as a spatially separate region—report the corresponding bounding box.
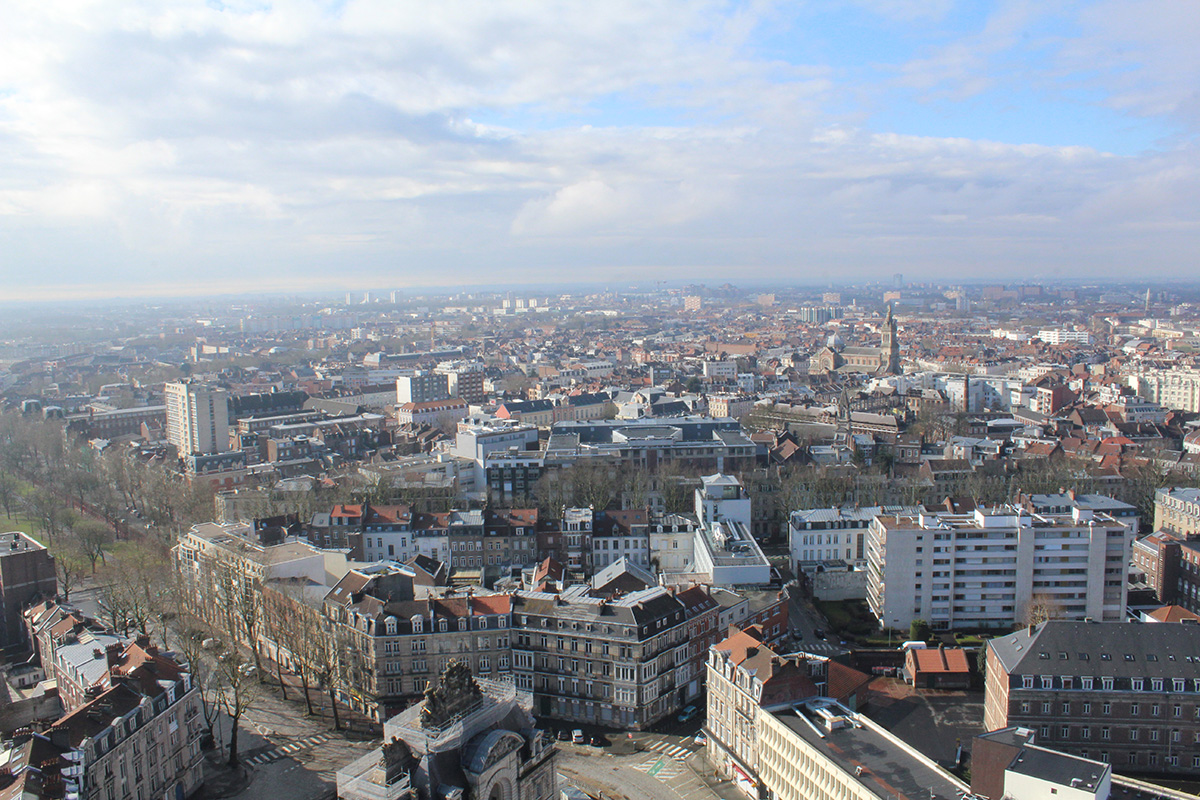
[893,272,903,289]
[1146,287,1152,314]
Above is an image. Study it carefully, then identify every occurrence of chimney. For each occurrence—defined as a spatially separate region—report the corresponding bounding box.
[135,634,151,649]
[105,643,123,669]
[746,647,759,658]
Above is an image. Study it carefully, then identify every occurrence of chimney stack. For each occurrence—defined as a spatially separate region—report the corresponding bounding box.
[105,643,123,669]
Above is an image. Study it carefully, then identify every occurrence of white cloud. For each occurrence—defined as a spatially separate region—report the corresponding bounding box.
[0,0,1198,295]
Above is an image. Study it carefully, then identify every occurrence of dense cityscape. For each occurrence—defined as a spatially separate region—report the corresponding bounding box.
[1,282,1200,800]
[5,0,1200,799]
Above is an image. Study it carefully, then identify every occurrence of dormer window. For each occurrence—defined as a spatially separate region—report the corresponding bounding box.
[385,617,397,636]
[458,618,467,632]
[1152,678,1164,692]
[1041,676,1053,689]
[411,615,423,634]
[1133,679,1144,691]
[439,619,448,632]
[1082,677,1094,690]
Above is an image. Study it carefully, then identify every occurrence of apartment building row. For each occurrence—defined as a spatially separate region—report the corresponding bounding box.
[313,561,730,726]
[14,601,205,800]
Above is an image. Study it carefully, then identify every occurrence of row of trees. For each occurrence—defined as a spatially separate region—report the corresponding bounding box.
[183,559,372,763]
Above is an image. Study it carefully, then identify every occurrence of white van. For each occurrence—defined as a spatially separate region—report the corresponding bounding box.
[899,641,928,651]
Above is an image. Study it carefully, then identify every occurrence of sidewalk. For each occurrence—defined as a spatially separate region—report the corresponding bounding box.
[684,750,746,800]
[200,750,252,799]
[256,651,381,738]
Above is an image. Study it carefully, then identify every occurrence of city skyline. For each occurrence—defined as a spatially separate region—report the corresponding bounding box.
[1,1,1198,300]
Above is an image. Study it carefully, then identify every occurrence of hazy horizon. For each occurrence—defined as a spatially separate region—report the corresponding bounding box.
[2,1,1199,300]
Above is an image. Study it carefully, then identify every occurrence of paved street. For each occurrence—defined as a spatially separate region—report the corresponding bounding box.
[557,733,744,800]
[201,672,378,799]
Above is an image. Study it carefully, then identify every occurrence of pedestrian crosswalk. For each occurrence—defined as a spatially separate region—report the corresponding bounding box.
[634,755,684,779]
[245,733,332,766]
[642,740,695,760]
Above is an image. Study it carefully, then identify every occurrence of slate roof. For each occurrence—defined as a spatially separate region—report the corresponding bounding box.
[989,620,1200,678]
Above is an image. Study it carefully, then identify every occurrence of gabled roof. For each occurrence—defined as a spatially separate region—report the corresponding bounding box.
[1146,605,1200,623]
[908,647,971,674]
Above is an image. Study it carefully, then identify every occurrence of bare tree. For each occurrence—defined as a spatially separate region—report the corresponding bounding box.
[74,519,112,574]
[54,542,89,602]
[30,490,63,544]
[97,580,133,635]
[0,471,18,518]
[213,640,261,766]
[305,612,347,731]
[1021,593,1065,627]
[567,460,621,511]
[260,582,304,702]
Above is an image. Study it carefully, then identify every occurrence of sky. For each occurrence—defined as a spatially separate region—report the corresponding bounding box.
[1,0,1199,300]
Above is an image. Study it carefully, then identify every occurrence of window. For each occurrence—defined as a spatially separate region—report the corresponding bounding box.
[1102,678,1113,691]
[1152,678,1164,692]
[1023,676,1035,689]
[1131,703,1140,716]
[1042,702,1053,715]
[1101,727,1111,740]
[1082,677,1093,690]
[1083,702,1092,714]
[1103,702,1111,715]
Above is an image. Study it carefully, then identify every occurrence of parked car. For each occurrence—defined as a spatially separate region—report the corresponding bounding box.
[694,732,708,746]
[814,629,826,639]
[556,730,570,741]
[572,729,585,744]
[590,736,605,747]
[677,705,699,723]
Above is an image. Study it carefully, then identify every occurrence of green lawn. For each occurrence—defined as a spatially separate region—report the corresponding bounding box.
[0,513,47,546]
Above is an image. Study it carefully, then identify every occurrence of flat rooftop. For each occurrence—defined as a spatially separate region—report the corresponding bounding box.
[773,699,966,800]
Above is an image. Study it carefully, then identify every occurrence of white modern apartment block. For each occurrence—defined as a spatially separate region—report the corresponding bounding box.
[866,505,1131,630]
[1133,368,1200,413]
[1036,329,1091,345]
[396,372,450,405]
[692,474,771,586]
[165,380,230,455]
